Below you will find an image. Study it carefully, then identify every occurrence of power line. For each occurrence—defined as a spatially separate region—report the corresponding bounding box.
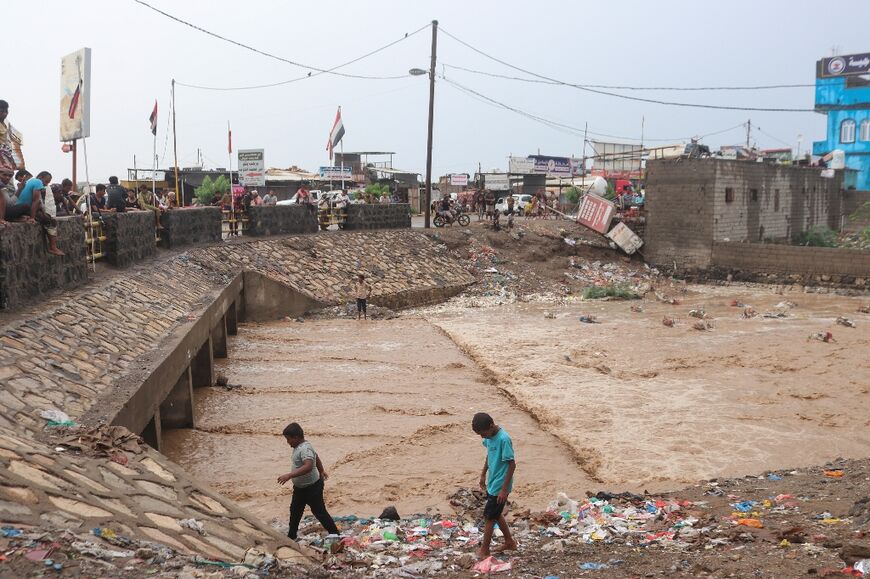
[176,24,431,91]
[439,27,815,113]
[134,0,420,81]
[442,75,746,144]
[442,63,815,91]
[755,126,793,148]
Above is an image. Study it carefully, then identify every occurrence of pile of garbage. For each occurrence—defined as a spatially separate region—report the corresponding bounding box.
[565,258,656,291]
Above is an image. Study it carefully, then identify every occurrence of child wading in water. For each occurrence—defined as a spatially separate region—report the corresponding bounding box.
[472,412,518,558]
[277,423,340,540]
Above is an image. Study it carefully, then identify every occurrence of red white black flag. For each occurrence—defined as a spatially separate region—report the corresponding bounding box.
[149,100,158,135]
[326,107,345,160]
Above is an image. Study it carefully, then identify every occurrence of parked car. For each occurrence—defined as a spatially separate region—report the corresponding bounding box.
[277,189,323,205]
[495,194,532,215]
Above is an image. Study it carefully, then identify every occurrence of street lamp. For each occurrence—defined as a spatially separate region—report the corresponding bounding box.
[410,20,438,228]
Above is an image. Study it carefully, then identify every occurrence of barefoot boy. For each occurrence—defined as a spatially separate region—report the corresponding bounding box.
[472,412,517,558]
[277,422,340,540]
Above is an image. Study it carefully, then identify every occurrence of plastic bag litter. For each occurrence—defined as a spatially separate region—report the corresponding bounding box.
[549,493,579,516]
[178,518,206,535]
[40,409,75,427]
[579,562,609,570]
[473,556,512,573]
[71,541,134,559]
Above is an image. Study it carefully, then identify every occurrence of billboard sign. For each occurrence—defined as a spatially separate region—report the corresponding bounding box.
[60,48,92,141]
[484,173,510,190]
[577,193,615,234]
[509,155,577,177]
[238,149,265,187]
[819,53,870,78]
[319,166,352,180]
[589,141,644,179]
[449,173,468,187]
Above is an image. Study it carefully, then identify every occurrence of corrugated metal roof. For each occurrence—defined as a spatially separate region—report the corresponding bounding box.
[264,168,320,182]
[372,167,420,176]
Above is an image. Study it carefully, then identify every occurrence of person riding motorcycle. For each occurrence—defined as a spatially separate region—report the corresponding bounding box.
[438,195,453,224]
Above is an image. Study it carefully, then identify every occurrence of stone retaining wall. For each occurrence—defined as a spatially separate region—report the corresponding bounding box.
[710,242,870,286]
[102,211,156,268]
[245,205,318,237]
[159,207,222,249]
[0,217,88,309]
[344,203,411,230]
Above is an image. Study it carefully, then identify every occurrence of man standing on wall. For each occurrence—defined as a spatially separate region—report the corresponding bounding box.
[105,176,127,213]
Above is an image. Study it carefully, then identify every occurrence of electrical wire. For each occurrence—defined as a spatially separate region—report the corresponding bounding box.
[134,0,424,82]
[755,126,793,148]
[442,63,815,91]
[439,27,815,113]
[442,75,747,144]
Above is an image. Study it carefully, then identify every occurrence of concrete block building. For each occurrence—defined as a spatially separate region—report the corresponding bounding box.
[813,52,870,189]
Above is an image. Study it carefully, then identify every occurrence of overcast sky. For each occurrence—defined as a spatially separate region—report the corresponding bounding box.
[5,0,869,182]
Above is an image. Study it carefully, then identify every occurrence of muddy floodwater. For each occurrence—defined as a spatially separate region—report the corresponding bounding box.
[162,318,594,521]
[164,283,870,522]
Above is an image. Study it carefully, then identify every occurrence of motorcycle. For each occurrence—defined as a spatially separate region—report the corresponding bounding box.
[433,206,471,227]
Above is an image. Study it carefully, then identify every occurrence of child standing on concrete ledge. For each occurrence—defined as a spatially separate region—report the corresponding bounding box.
[472,412,518,559]
[277,422,340,540]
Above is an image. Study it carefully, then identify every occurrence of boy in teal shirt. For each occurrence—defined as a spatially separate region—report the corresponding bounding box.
[472,412,517,558]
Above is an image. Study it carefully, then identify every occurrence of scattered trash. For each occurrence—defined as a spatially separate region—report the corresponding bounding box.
[474,556,513,573]
[688,309,706,319]
[544,311,557,319]
[1,527,24,538]
[579,561,609,570]
[655,292,681,305]
[39,409,75,428]
[742,307,758,319]
[858,305,870,314]
[808,332,836,343]
[630,305,644,313]
[768,473,783,481]
[737,518,764,529]
[693,320,714,331]
[824,470,845,478]
[178,518,206,535]
[378,506,401,521]
[579,315,599,324]
[58,424,144,458]
[662,316,675,327]
[837,316,857,328]
[730,299,747,307]
[71,541,135,559]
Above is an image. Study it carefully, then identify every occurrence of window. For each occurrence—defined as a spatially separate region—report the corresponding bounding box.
[750,188,759,202]
[725,187,734,203]
[840,119,856,144]
[861,119,870,142]
[774,189,780,211]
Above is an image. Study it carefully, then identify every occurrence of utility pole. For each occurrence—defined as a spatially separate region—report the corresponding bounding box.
[172,79,180,206]
[745,119,751,149]
[424,19,438,229]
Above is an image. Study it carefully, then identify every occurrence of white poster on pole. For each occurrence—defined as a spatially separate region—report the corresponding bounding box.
[238,149,265,186]
[60,48,92,141]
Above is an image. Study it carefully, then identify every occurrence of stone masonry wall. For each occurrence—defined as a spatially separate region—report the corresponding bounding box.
[245,204,318,237]
[344,203,412,230]
[711,242,870,286]
[102,211,156,268]
[159,207,222,249]
[0,217,88,309]
[842,190,870,232]
[0,230,472,564]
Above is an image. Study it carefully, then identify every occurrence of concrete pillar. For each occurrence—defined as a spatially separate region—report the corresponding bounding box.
[191,336,214,388]
[159,367,194,429]
[238,289,247,322]
[211,316,228,359]
[141,412,162,450]
[226,300,238,336]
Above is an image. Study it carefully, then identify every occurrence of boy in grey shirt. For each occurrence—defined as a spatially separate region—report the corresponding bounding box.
[277,422,340,540]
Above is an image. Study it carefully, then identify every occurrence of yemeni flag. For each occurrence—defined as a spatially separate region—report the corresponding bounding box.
[149,100,158,135]
[326,107,345,160]
[68,80,82,119]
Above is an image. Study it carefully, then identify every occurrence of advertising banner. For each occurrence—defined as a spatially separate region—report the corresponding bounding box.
[484,173,510,190]
[820,53,870,78]
[319,166,352,180]
[449,174,468,187]
[238,149,265,187]
[509,155,577,177]
[577,193,616,234]
[60,48,92,141]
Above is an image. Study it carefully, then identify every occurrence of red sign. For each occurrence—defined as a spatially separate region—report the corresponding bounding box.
[577,194,615,234]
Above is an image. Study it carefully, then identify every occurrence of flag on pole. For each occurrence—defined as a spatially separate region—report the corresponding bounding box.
[68,80,82,119]
[326,107,345,160]
[227,122,232,154]
[149,100,158,135]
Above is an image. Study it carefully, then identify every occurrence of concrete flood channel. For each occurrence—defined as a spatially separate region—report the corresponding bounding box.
[161,317,594,524]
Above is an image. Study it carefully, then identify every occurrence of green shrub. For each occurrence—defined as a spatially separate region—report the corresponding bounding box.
[565,186,582,204]
[194,175,230,206]
[582,284,640,300]
[794,226,838,247]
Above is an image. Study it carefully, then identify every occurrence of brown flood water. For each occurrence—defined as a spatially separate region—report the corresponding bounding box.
[162,318,595,522]
[163,284,870,524]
